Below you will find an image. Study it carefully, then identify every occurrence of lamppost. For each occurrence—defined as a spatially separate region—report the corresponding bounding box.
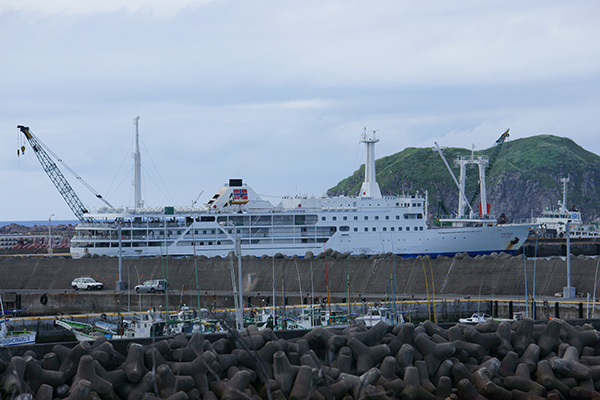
[116,224,126,291]
[48,214,55,254]
[235,234,243,330]
[563,220,576,298]
[220,222,244,330]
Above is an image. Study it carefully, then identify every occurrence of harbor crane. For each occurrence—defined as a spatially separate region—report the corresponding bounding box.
[17,125,112,223]
[467,128,510,210]
[433,128,509,218]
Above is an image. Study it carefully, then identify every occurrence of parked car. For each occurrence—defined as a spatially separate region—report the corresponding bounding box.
[71,277,103,291]
[135,279,168,293]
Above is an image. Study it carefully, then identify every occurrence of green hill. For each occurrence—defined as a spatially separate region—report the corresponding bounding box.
[328,135,600,222]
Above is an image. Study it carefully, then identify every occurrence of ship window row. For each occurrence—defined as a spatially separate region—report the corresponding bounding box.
[105,214,321,228]
[74,224,338,246]
[321,214,422,221]
[217,215,319,226]
[331,215,399,222]
[355,226,424,232]
[394,202,422,207]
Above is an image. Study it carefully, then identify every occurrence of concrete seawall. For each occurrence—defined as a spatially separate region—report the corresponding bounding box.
[1,251,598,316]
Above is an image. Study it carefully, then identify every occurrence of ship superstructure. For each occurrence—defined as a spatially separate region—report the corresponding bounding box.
[70,130,531,259]
[534,177,599,239]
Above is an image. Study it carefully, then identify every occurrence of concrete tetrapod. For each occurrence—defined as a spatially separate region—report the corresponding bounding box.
[563,321,600,353]
[156,363,194,398]
[511,318,534,356]
[537,319,563,357]
[288,365,317,400]
[24,355,65,393]
[551,345,592,380]
[172,332,205,362]
[394,343,413,378]
[399,366,435,400]
[63,378,92,400]
[57,341,92,382]
[495,321,514,357]
[535,359,570,396]
[496,351,519,378]
[34,383,54,400]
[121,343,147,384]
[42,352,60,371]
[272,350,298,397]
[413,332,455,375]
[210,369,252,400]
[70,355,114,398]
[332,346,353,374]
[471,367,512,400]
[378,355,397,381]
[171,351,215,394]
[346,337,390,375]
[518,343,541,374]
[1,356,27,395]
[9,316,600,399]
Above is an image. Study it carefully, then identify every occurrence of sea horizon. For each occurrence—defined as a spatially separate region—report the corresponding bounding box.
[0,220,79,228]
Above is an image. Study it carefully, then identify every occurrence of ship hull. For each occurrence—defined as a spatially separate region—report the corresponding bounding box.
[71,222,530,259]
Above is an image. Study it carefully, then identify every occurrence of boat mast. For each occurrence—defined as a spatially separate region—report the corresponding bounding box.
[359,128,382,198]
[133,116,143,210]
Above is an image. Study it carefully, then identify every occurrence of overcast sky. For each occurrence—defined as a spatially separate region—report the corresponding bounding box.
[1,1,599,222]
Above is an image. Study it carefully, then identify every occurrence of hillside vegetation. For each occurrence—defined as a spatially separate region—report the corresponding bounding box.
[328,135,600,222]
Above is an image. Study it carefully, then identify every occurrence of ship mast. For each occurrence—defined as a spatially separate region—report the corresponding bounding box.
[560,177,569,213]
[133,116,143,210]
[359,128,382,198]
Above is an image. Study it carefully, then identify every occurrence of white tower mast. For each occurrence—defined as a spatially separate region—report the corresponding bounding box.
[560,177,569,213]
[133,116,143,209]
[359,128,382,198]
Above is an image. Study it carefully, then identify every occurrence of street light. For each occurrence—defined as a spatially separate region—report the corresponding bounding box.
[563,220,575,298]
[48,214,55,254]
[220,222,244,330]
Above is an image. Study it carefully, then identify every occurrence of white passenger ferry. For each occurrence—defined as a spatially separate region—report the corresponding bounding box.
[70,132,531,259]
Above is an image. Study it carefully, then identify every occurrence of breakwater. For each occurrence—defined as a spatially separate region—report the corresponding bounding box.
[6,318,600,399]
[1,252,599,316]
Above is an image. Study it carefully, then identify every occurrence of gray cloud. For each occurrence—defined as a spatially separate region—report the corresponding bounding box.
[1,0,599,220]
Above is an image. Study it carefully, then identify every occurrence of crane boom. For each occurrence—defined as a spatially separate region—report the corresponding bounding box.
[17,125,105,223]
[433,142,473,214]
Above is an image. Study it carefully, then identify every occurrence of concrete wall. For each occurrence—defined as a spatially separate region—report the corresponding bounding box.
[1,252,597,296]
[1,252,598,316]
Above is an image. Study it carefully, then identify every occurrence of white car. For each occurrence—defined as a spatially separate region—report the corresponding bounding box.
[71,277,103,291]
[135,279,168,293]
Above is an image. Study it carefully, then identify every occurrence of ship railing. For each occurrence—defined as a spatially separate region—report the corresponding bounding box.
[436,215,499,222]
[511,218,536,225]
[321,206,358,211]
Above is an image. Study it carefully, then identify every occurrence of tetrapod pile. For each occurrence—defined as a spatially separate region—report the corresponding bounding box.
[2,318,600,399]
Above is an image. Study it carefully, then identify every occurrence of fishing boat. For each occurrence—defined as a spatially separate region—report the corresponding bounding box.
[54,319,107,342]
[294,305,323,330]
[0,296,36,346]
[55,310,167,342]
[166,306,224,334]
[0,327,37,347]
[355,305,405,327]
[458,313,493,324]
[70,129,531,259]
